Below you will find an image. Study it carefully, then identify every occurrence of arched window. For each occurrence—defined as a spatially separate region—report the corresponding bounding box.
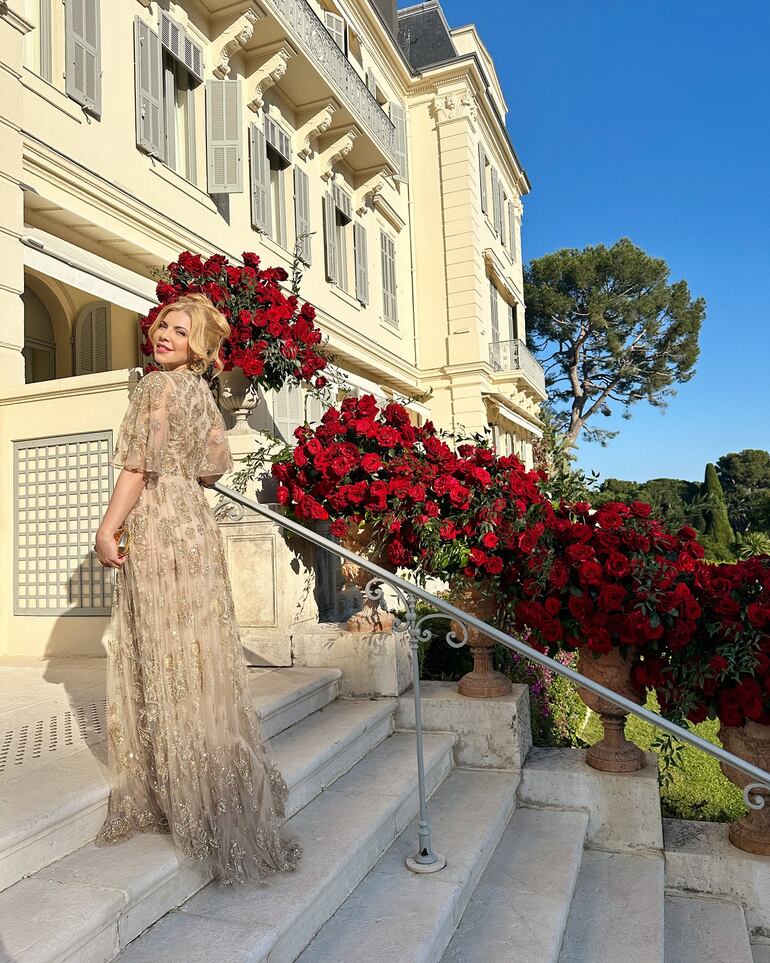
[74,301,111,375]
[22,287,57,383]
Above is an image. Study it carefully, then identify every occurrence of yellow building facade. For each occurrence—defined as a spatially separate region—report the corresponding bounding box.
[0,0,545,657]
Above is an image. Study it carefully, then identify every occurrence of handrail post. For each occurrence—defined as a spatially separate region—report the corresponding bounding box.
[402,592,446,874]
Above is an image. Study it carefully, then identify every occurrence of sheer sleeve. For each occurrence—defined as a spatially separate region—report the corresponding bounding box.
[111,372,171,475]
[197,386,233,481]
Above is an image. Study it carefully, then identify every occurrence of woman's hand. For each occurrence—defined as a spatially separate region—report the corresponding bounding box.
[95,528,126,569]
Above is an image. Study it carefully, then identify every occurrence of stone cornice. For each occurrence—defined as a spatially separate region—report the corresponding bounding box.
[0,2,34,34]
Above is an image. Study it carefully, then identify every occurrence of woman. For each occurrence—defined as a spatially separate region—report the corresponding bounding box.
[93,293,301,887]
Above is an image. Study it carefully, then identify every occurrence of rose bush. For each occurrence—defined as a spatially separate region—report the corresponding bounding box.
[143,250,328,390]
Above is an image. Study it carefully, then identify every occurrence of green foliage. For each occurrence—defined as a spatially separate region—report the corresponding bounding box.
[582,697,746,822]
[524,238,705,448]
[716,449,770,534]
[533,404,601,503]
[736,530,770,559]
[702,462,735,548]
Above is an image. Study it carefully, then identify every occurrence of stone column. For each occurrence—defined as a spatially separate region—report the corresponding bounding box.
[0,5,30,387]
[431,83,489,435]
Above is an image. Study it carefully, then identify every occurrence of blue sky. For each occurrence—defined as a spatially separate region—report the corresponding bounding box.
[431,0,770,485]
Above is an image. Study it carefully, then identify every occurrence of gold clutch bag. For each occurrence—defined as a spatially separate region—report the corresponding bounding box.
[113,526,130,556]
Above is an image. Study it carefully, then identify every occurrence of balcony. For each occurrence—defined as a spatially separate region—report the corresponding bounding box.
[216,0,398,172]
[489,340,546,396]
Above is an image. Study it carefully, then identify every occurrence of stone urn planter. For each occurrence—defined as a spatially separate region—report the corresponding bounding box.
[577,648,645,772]
[449,587,512,699]
[339,522,395,633]
[217,367,260,434]
[719,721,770,856]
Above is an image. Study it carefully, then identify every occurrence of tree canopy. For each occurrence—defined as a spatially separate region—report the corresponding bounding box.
[524,238,705,447]
[716,449,770,533]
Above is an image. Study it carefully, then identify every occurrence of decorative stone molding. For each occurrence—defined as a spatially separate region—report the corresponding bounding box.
[354,168,390,215]
[430,87,478,125]
[319,128,358,181]
[296,103,337,159]
[213,9,262,80]
[483,247,523,305]
[373,193,406,233]
[246,42,294,113]
[0,2,34,33]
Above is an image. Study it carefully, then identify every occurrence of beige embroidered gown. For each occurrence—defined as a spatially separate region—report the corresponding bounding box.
[95,367,301,886]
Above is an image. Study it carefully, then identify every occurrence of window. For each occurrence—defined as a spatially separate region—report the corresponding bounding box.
[508,302,519,341]
[23,0,51,81]
[163,54,196,182]
[489,280,500,343]
[508,201,519,263]
[380,231,398,325]
[264,115,292,248]
[390,103,408,182]
[324,183,352,290]
[324,11,347,54]
[500,186,508,249]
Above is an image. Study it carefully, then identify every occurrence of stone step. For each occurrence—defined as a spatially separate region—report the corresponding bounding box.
[664,894,752,963]
[0,667,341,893]
[558,850,665,963]
[0,694,403,963]
[441,807,588,963]
[294,767,519,963]
[116,731,455,963]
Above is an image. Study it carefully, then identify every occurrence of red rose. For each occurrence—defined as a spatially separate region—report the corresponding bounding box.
[748,604,770,629]
[597,584,627,612]
[578,561,604,586]
[605,553,630,579]
[330,519,348,537]
[485,557,504,575]
[548,561,569,589]
[481,532,499,550]
[360,453,383,474]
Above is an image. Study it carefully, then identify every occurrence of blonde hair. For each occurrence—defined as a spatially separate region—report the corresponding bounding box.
[148,294,230,375]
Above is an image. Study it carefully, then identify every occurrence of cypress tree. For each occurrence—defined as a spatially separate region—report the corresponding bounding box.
[702,462,735,548]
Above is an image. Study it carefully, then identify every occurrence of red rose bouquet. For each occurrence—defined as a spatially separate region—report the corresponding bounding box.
[143,250,328,390]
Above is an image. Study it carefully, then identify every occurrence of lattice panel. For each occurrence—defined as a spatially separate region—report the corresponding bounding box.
[0,699,108,773]
[14,432,115,615]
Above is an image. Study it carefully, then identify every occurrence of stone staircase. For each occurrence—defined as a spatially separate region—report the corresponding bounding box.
[1,664,769,963]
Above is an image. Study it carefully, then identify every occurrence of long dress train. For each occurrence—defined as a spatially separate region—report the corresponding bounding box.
[94,367,301,886]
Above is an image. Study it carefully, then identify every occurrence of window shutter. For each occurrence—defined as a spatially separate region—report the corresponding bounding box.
[499,186,507,248]
[134,18,164,159]
[366,69,377,95]
[249,123,271,233]
[273,383,304,443]
[294,167,312,265]
[509,201,518,262]
[354,222,368,305]
[323,191,337,283]
[75,302,110,375]
[380,231,397,325]
[206,79,243,194]
[489,281,500,343]
[65,0,101,117]
[508,302,517,342]
[40,0,53,83]
[324,12,346,53]
[265,115,292,165]
[390,102,408,182]
[478,143,488,214]
[491,167,500,234]
[159,11,204,83]
[333,183,352,222]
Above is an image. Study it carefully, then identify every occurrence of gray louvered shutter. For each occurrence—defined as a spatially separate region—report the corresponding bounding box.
[509,202,518,262]
[323,191,337,283]
[380,231,397,324]
[65,0,101,117]
[294,167,311,265]
[478,143,488,214]
[354,222,368,305]
[273,383,304,443]
[390,102,408,182]
[499,185,507,247]
[134,19,163,159]
[159,10,204,82]
[491,167,500,234]
[206,79,243,194]
[489,280,499,343]
[39,1,53,83]
[250,123,271,232]
[75,302,110,374]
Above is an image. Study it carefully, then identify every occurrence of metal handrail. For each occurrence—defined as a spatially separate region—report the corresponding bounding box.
[212,481,770,868]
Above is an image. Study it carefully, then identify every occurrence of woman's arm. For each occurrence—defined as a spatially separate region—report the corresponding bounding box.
[94,468,147,569]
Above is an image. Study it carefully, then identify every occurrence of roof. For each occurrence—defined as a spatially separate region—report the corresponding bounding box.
[397,1,458,70]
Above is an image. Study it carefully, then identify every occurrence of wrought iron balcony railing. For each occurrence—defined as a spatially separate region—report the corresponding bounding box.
[266,0,397,167]
[212,482,770,874]
[488,339,546,395]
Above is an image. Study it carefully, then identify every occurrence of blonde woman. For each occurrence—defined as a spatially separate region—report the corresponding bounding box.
[93,293,301,886]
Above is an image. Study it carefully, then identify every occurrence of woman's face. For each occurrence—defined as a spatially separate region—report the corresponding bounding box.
[153,310,192,370]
